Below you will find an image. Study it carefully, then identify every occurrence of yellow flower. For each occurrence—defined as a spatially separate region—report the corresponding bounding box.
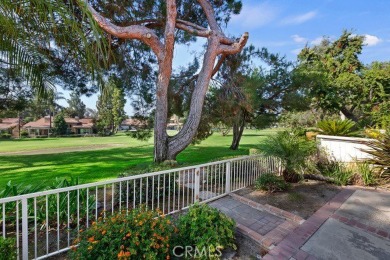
[88,246,93,251]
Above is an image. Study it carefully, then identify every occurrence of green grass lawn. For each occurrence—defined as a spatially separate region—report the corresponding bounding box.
[0,129,278,187]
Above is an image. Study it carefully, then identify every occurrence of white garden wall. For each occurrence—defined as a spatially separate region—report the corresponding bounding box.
[316,135,374,162]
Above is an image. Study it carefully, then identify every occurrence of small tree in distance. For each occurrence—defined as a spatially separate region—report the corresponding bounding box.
[52,114,68,136]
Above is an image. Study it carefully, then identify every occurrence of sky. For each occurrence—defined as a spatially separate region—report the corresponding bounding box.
[59,0,390,115]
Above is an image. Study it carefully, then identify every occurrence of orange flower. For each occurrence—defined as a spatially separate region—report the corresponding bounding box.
[102,230,107,235]
[118,250,125,257]
[126,232,131,237]
[125,252,131,257]
[88,236,95,243]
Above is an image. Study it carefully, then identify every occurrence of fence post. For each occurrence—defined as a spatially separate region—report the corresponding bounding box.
[225,161,231,194]
[194,167,200,202]
[21,198,28,260]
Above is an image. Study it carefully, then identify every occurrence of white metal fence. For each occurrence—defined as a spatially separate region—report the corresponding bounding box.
[0,155,280,259]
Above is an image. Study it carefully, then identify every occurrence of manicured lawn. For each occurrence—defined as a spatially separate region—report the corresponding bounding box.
[0,132,147,153]
[0,129,278,187]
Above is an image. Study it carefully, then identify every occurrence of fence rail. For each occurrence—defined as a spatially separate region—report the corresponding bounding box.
[0,155,280,259]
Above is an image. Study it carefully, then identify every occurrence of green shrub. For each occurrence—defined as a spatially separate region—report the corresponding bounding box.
[255,173,290,193]
[0,133,11,139]
[317,119,359,136]
[0,237,16,260]
[69,207,175,260]
[174,203,235,259]
[20,131,29,137]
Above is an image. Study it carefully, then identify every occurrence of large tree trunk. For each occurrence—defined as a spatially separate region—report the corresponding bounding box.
[230,114,245,150]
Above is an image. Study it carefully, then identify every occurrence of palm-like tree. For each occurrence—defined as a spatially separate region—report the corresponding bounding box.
[0,0,108,97]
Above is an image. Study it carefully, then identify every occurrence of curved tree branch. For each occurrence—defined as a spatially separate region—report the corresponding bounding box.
[218,32,249,55]
[82,0,164,61]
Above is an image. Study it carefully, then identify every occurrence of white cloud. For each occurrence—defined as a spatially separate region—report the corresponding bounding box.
[363,34,382,46]
[281,11,317,25]
[291,48,303,55]
[291,34,307,43]
[230,2,280,29]
[311,36,326,45]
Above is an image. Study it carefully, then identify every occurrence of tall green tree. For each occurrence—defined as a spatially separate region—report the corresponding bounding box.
[96,89,113,134]
[96,77,126,133]
[112,81,127,132]
[210,47,308,150]
[65,91,86,118]
[297,31,365,122]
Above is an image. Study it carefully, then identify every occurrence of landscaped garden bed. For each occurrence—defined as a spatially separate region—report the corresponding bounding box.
[235,180,341,219]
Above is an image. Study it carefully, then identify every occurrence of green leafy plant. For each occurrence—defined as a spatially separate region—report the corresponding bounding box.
[254,173,290,193]
[0,237,16,260]
[0,178,94,227]
[69,207,175,260]
[318,161,354,186]
[20,130,29,138]
[259,131,316,183]
[174,203,236,259]
[362,131,390,180]
[317,119,359,136]
[0,133,11,139]
[355,162,376,186]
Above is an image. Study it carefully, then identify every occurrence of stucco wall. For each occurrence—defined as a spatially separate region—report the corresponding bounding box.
[316,135,374,162]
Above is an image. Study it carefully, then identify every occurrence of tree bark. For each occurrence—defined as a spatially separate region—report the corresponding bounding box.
[230,112,245,150]
[340,106,359,122]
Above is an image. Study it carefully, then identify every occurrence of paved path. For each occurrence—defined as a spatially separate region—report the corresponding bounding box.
[264,188,390,260]
[209,194,303,251]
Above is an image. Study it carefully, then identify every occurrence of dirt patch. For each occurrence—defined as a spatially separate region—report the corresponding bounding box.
[235,180,342,220]
[0,143,126,156]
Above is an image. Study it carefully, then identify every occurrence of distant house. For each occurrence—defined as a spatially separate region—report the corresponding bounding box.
[167,115,182,130]
[0,118,23,137]
[119,118,146,131]
[23,116,95,137]
[65,117,94,135]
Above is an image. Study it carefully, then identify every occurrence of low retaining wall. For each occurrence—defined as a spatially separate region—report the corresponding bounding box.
[316,135,374,162]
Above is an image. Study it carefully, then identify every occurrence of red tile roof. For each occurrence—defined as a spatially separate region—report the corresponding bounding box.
[0,118,21,130]
[23,117,95,129]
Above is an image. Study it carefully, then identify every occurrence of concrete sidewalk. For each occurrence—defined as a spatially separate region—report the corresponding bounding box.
[264,188,390,260]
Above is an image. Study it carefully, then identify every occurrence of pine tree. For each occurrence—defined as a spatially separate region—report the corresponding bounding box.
[66,91,86,118]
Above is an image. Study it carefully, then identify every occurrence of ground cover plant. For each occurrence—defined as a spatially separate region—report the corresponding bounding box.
[0,129,278,187]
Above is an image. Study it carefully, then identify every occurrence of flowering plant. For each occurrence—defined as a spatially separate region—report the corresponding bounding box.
[69,207,175,260]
